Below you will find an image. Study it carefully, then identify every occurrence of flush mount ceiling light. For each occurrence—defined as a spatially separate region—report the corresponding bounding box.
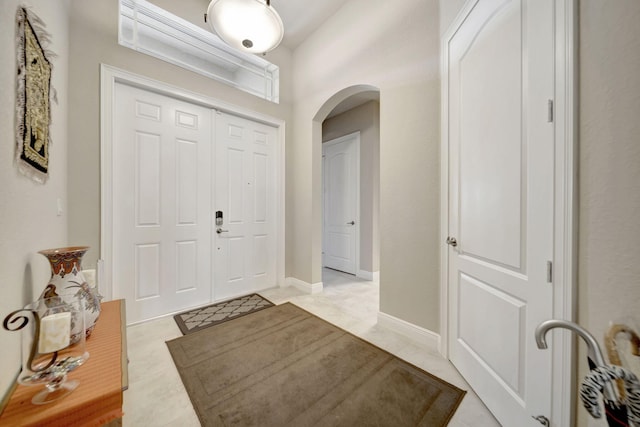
[206,0,284,54]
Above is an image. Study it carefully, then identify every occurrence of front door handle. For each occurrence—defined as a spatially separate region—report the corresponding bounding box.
[216,228,229,234]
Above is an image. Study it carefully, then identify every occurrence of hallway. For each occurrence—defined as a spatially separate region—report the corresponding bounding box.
[123,269,499,426]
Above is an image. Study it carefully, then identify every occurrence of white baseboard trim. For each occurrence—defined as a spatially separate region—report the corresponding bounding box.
[285,277,323,294]
[356,270,380,282]
[377,311,440,350]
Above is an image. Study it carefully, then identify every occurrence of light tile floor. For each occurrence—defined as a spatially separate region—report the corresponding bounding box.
[122,268,500,426]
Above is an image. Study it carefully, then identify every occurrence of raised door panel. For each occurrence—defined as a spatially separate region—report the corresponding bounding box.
[176,139,198,225]
[135,132,161,226]
[458,2,524,269]
[253,153,268,223]
[175,240,197,292]
[227,148,245,224]
[135,243,160,300]
[458,273,525,394]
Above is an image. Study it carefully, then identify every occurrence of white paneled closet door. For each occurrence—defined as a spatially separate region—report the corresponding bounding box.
[214,112,278,301]
[323,133,359,275]
[113,83,213,323]
[446,0,555,425]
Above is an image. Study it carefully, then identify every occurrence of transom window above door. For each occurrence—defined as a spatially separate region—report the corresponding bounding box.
[119,0,280,103]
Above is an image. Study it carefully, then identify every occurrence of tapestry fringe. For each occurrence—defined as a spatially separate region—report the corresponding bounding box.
[19,6,57,62]
[15,6,56,184]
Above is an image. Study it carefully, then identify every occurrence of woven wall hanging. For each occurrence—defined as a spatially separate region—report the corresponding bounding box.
[15,6,56,183]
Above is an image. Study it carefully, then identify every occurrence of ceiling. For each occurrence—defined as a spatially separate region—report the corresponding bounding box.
[263,0,347,50]
[193,0,380,115]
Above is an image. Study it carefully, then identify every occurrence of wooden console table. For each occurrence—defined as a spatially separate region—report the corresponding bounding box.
[0,299,128,427]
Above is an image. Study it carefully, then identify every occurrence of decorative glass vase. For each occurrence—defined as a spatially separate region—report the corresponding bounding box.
[3,293,89,404]
[38,246,102,338]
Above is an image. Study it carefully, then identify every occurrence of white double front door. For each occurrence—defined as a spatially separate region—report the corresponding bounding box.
[112,83,277,323]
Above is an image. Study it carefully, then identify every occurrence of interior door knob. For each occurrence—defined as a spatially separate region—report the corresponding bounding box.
[446,237,457,247]
[347,221,355,225]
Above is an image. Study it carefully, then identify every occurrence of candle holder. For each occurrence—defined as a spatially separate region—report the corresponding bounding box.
[3,293,89,404]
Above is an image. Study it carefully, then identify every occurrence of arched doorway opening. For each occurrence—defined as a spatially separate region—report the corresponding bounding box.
[313,85,380,285]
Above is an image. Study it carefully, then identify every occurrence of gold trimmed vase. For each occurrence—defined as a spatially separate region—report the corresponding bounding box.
[38,246,102,338]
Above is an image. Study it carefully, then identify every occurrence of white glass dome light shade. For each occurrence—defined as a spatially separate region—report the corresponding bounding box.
[207,0,284,54]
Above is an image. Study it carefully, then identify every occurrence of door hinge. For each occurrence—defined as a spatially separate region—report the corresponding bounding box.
[547,99,554,123]
[546,261,553,283]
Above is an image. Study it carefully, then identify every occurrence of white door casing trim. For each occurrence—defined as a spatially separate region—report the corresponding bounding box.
[439,1,577,426]
[322,131,361,276]
[100,64,286,304]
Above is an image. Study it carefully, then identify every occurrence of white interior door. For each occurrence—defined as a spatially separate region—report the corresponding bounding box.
[322,133,359,275]
[113,83,213,323]
[446,0,555,425]
[214,112,277,301]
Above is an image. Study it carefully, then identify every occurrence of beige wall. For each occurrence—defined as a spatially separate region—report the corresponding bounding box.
[67,0,293,269]
[0,0,70,399]
[441,0,640,424]
[322,101,380,274]
[579,1,640,425]
[290,0,441,330]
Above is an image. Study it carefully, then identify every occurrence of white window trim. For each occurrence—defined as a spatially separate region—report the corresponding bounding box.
[119,0,279,103]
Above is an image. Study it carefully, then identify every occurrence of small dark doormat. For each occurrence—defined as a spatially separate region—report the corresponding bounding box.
[173,293,274,335]
[167,303,466,426]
